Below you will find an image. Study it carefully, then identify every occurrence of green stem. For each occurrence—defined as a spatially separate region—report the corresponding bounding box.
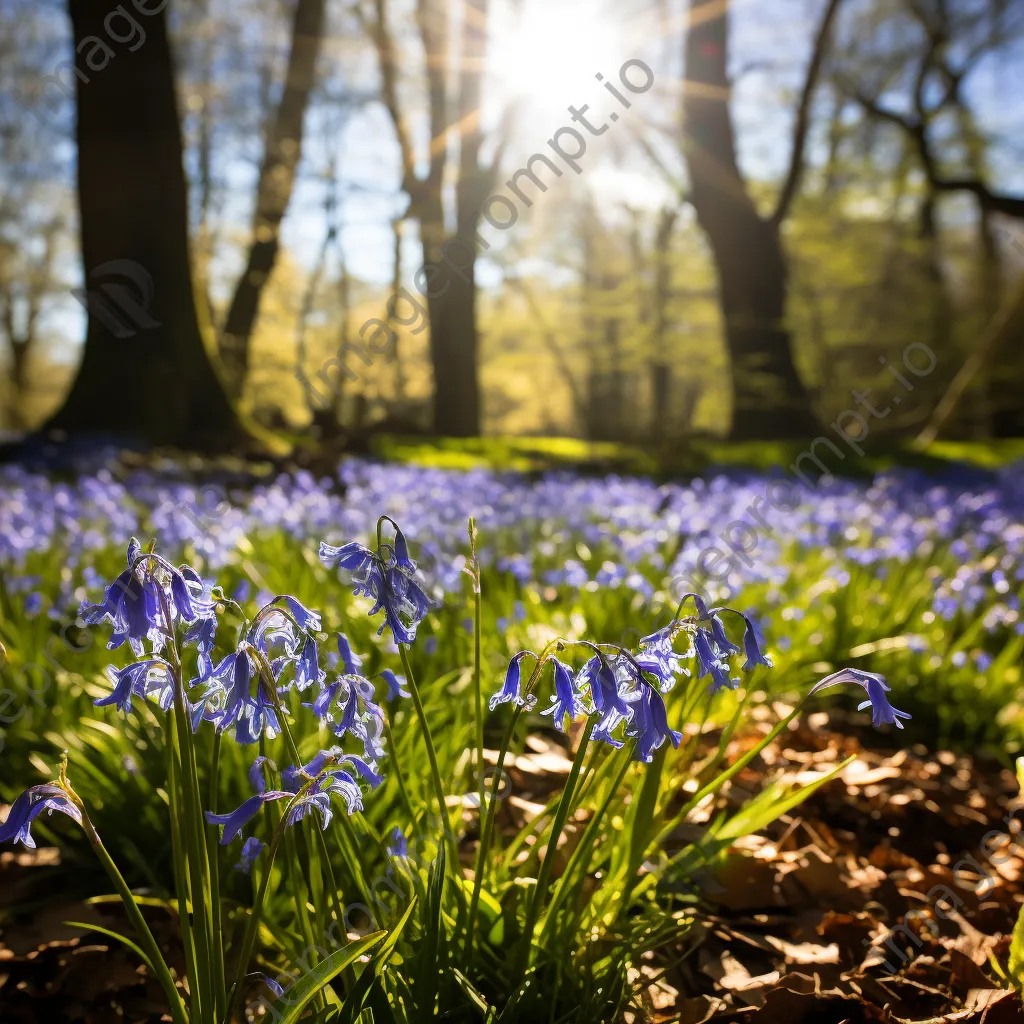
[397,643,459,874]
[465,646,556,965]
[226,824,286,1024]
[515,716,595,977]
[169,645,217,1017]
[207,729,227,1013]
[158,589,217,1017]
[384,718,418,822]
[80,809,189,1024]
[266,677,358,924]
[469,520,485,834]
[539,744,635,940]
[166,714,201,1021]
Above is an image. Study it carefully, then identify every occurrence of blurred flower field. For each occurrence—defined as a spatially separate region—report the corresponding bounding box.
[2,455,1022,750]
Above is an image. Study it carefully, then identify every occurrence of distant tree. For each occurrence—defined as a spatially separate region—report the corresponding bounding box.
[366,0,510,437]
[47,0,245,448]
[217,0,328,398]
[836,0,1024,436]
[682,0,844,439]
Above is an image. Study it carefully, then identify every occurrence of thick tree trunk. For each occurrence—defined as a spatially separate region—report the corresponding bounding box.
[219,0,327,396]
[683,0,817,439]
[47,0,243,449]
[419,217,480,436]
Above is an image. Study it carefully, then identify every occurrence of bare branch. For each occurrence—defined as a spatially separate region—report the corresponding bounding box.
[771,0,845,225]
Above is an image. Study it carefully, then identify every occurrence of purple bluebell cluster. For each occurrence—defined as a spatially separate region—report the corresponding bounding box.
[0,534,404,856]
[206,749,383,848]
[490,594,909,758]
[491,598,774,762]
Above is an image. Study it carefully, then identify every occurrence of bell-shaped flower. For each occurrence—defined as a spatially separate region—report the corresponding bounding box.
[235,836,265,874]
[0,784,83,848]
[336,634,363,675]
[626,684,682,763]
[206,757,290,845]
[319,540,376,575]
[741,613,773,671]
[809,668,911,729]
[95,659,173,715]
[380,668,410,701]
[489,651,535,711]
[540,659,583,732]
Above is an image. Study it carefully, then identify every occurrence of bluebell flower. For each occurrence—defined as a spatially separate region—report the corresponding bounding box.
[80,539,207,657]
[637,626,689,693]
[206,757,290,844]
[280,595,322,634]
[336,634,363,675]
[23,592,43,618]
[489,651,534,711]
[541,658,582,731]
[578,656,632,742]
[235,836,265,873]
[392,526,416,572]
[693,629,735,693]
[279,749,383,826]
[95,659,172,715]
[308,676,387,761]
[294,635,323,691]
[741,613,772,671]
[387,826,409,858]
[183,614,218,678]
[626,684,682,763]
[809,668,911,729]
[0,784,83,848]
[380,669,410,701]
[320,528,433,645]
[319,540,376,575]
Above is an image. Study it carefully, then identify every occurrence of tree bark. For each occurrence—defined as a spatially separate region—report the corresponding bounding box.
[218,0,327,397]
[370,0,492,437]
[47,0,244,449]
[683,0,825,439]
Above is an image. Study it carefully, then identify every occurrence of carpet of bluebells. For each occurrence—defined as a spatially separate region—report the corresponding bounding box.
[0,453,1022,1021]
[2,455,1022,748]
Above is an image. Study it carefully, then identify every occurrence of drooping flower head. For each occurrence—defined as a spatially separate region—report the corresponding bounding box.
[96,659,175,715]
[81,538,214,658]
[489,651,536,711]
[319,520,433,646]
[808,668,911,730]
[540,658,583,732]
[0,784,83,849]
[207,748,383,847]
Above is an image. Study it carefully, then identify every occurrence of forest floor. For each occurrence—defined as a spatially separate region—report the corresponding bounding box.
[2,714,1023,1023]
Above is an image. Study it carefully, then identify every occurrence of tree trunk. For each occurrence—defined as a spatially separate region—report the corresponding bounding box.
[47,0,243,449]
[683,0,817,439]
[218,0,327,397]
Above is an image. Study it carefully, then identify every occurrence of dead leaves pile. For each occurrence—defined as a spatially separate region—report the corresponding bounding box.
[646,710,1024,1023]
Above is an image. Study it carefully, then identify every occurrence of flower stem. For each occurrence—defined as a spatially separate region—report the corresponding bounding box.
[465,646,556,965]
[226,824,286,1024]
[79,808,189,1024]
[207,729,228,1014]
[397,643,459,877]
[515,716,595,978]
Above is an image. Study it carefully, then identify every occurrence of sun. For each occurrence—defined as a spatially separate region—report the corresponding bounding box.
[487,0,631,123]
